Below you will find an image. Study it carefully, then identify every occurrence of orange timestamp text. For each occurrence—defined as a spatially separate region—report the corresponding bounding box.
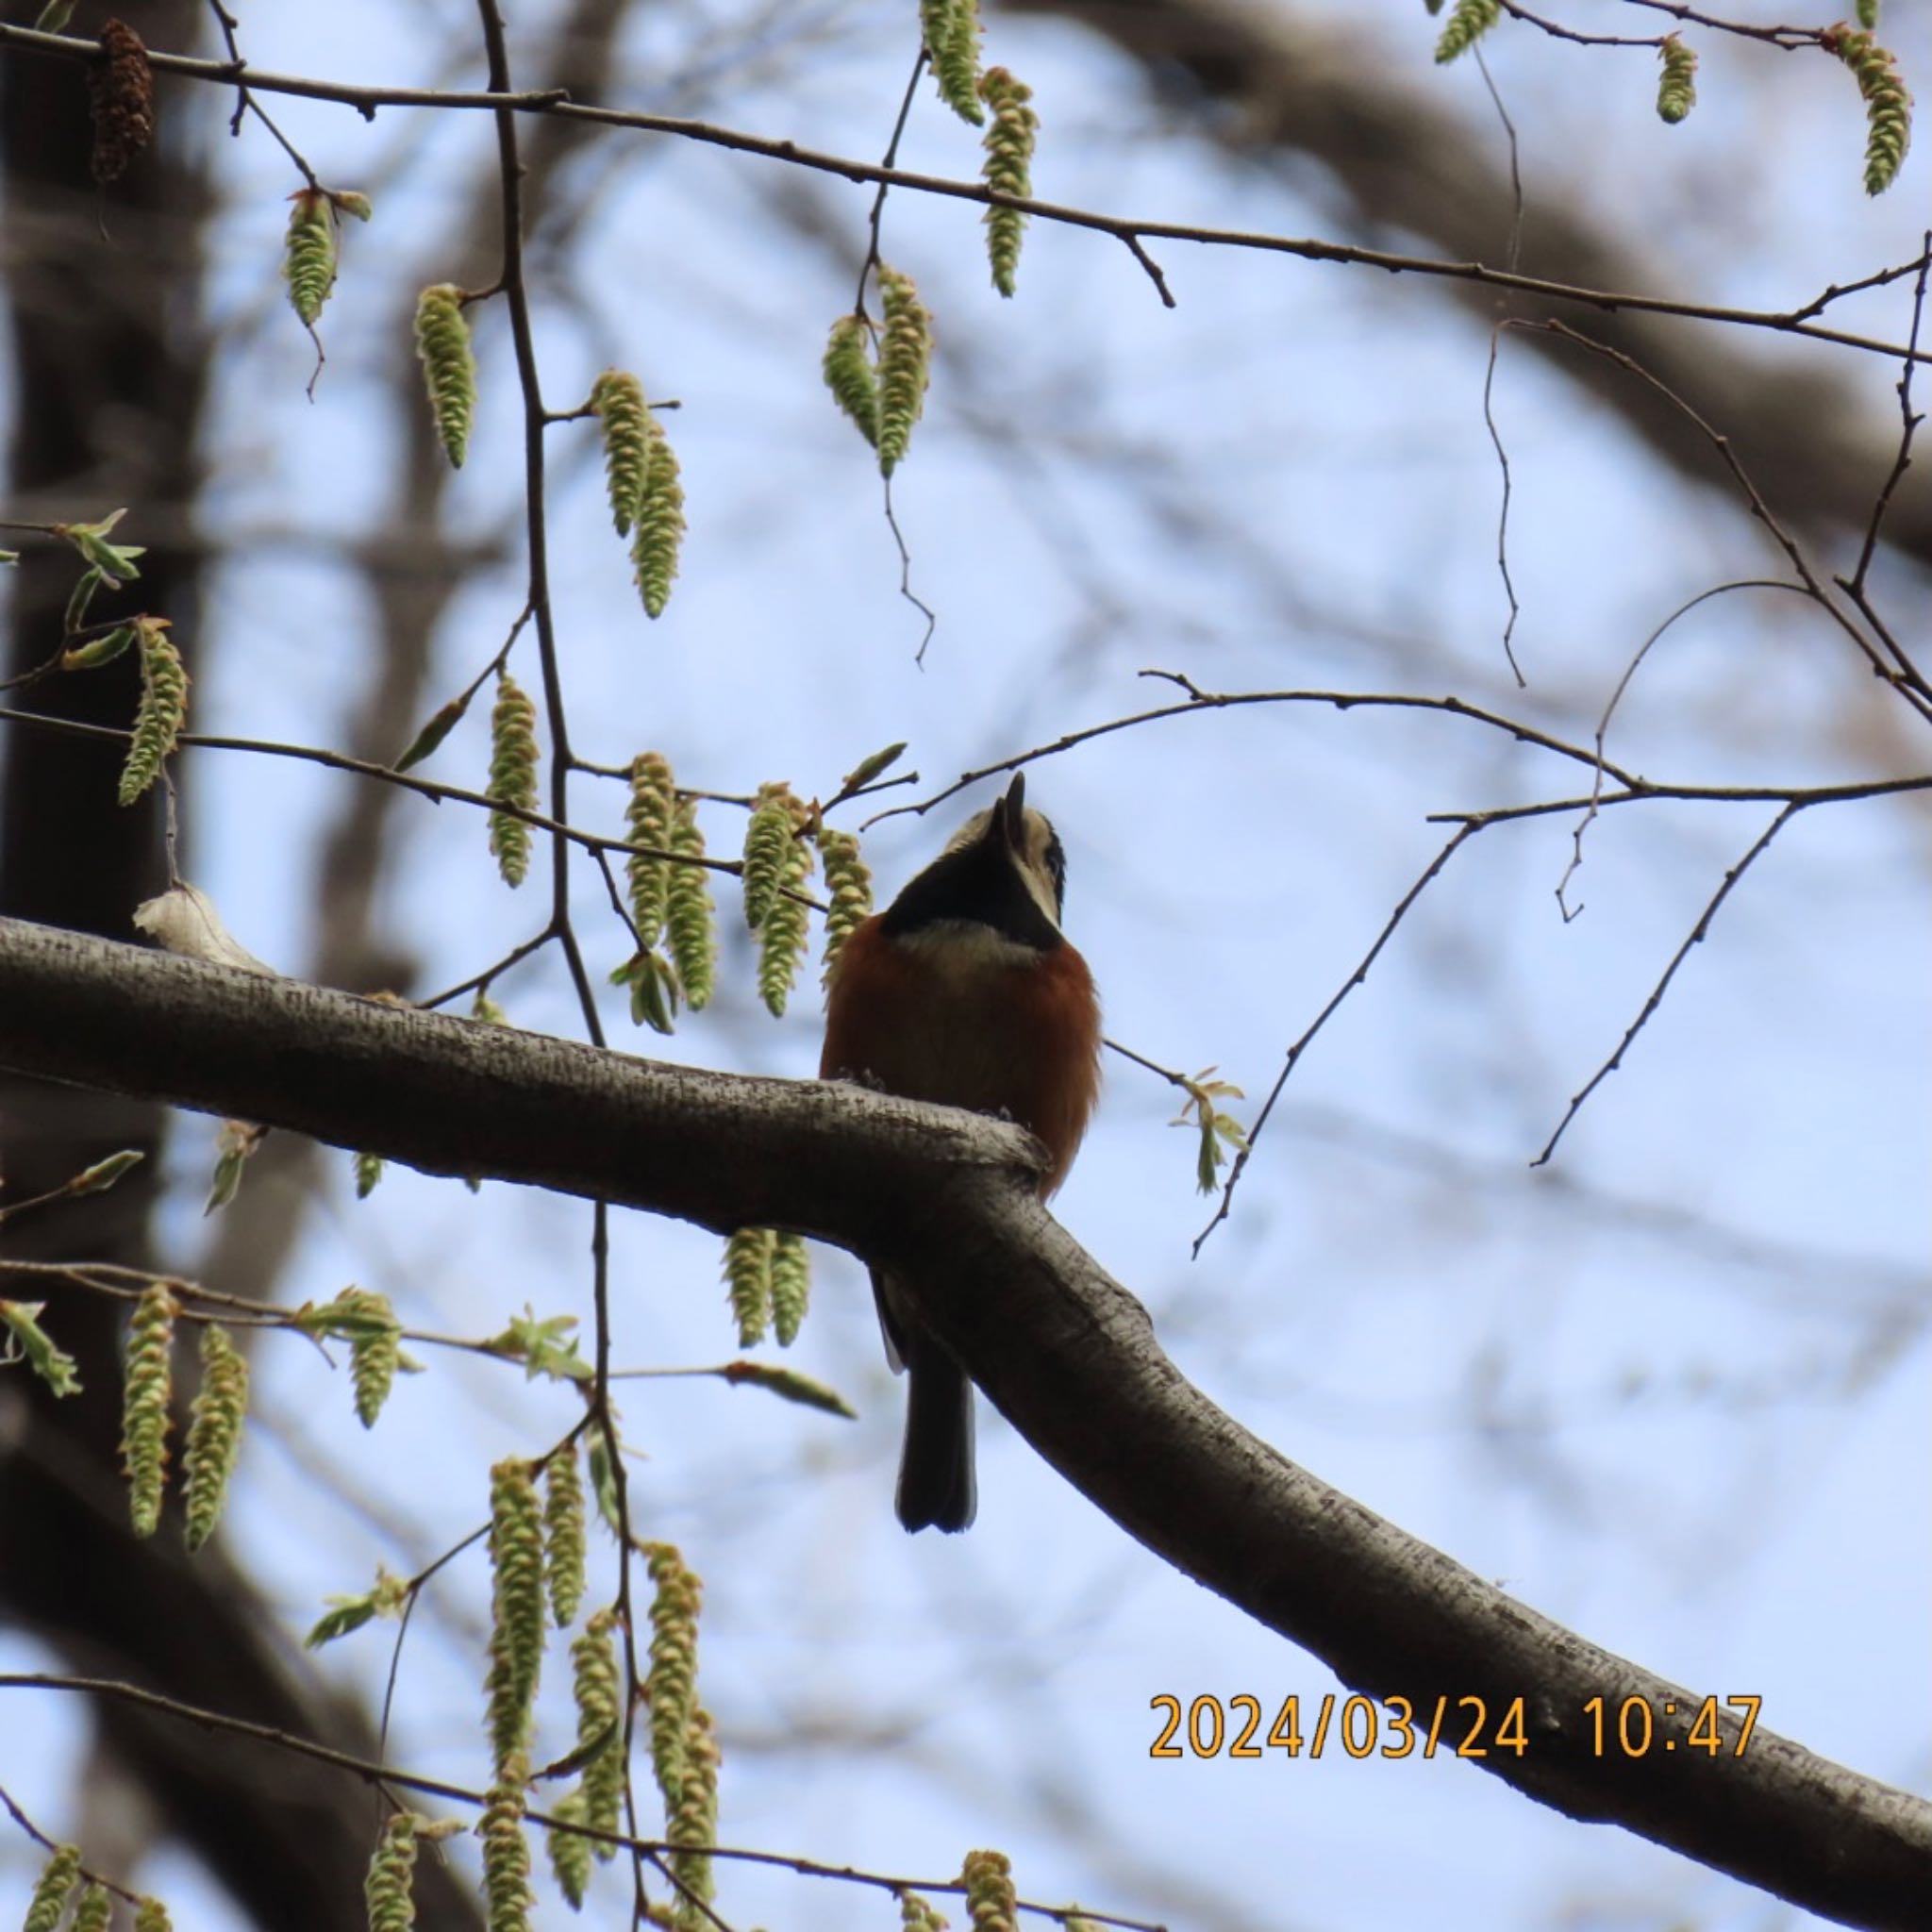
[1148,1692,1762,1761]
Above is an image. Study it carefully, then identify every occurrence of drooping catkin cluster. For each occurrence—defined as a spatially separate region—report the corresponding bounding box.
[1824,25,1912,194]
[666,795,717,1008]
[486,1458,546,1774]
[666,1707,720,1927]
[761,860,814,1017]
[769,1230,811,1347]
[978,69,1039,297]
[336,1286,401,1427]
[120,1282,177,1538]
[1433,0,1501,63]
[414,284,477,468]
[625,752,676,950]
[591,371,651,536]
[24,1844,81,1932]
[572,1608,625,1855]
[643,1541,701,1807]
[477,1761,534,1932]
[959,1850,1017,1932]
[70,1886,112,1932]
[816,826,873,979]
[876,268,934,477]
[182,1323,249,1551]
[630,420,686,620]
[545,1791,591,1912]
[364,1812,419,1932]
[740,785,797,932]
[354,1150,385,1199]
[474,988,510,1026]
[284,189,337,328]
[118,618,187,807]
[488,672,540,889]
[89,19,155,183]
[922,0,984,124]
[822,314,879,448]
[1858,0,1881,28]
[898,1890,950,1932]
[723,1226,775,1346]
[134,1898,174,1932]
[1656,36,1698,124]
[543,1442,587,1627]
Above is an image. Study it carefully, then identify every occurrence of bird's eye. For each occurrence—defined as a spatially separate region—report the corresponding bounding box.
[1042,831,1066,909]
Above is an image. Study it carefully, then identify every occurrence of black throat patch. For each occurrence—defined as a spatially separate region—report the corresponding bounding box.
[880,836,1061,951]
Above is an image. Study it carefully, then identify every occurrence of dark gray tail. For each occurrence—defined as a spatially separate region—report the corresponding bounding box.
[896,1335,976,1533]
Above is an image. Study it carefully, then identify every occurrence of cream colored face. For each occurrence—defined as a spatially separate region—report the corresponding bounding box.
[945,803,1067,932]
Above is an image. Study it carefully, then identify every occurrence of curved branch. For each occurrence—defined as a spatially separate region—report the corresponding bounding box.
[0,917,1924,1931]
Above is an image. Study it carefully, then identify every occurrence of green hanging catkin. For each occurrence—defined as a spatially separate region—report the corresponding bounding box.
[959,1850,1017,1932]
[817,826,873,979]
[630,422,686,619]
[120,1282,177,1538]
[770,1231,811,1347]
[23,1845,81,1932]
[922,0,984,125]
[723,1227,775,1346]
[666,795,717,1008]
[414,284,476,467]
[69,1886,112,1932]
[897,1892,949,1932]
[487,672,540,889]
[477,1762,534,1932]
[134,1899,175,1932]
[875,268,933,478]
[822,313,879,448]
[643,1542,701,1807]
[340,1286,401,1428]
[758,824,814,1017]
[740,784,796,931]
[181,1323,250,1551]
[573,1608,625,1857]
[364,1813,419,1932]
[1656,36,1698,124]
[118,618,188,806]
[1824,25,1912,194]
[1434,0,1501,63]
[590,370,651,536]
[666,1707,720,1927]
[284,188,337,327]
[485,1458,546,1774]
[978,69,1039,297]
[545,1790,591,1910]
[625,753,676,950]
[544,1442,587,1628]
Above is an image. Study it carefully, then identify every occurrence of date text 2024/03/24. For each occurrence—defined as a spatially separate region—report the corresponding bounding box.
[1148,1691,1763,1761]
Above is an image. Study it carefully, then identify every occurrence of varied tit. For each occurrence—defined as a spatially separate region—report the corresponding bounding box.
[820,774,1102,1533]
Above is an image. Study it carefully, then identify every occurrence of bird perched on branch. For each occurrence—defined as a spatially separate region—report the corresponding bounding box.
[821,774,1102,1532]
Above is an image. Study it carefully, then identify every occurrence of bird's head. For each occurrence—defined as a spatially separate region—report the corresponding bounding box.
[879,774,1069,951]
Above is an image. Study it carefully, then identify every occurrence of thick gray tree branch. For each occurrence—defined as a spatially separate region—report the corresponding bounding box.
[0,918,1926,1927]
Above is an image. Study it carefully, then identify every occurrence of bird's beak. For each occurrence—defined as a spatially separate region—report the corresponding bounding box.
[990,773,1026,854]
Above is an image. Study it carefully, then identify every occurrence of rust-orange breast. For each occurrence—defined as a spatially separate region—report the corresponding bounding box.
[822,914,1101,1195]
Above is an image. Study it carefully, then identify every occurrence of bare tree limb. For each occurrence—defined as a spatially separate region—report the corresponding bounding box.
[0,916,1926,1932]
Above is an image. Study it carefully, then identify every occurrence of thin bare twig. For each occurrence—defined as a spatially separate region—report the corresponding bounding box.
[1533,805,1801,1166]
[1194,824,1481,1253]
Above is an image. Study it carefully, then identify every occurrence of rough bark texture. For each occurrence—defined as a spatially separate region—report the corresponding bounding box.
[0,917,1927,1932]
